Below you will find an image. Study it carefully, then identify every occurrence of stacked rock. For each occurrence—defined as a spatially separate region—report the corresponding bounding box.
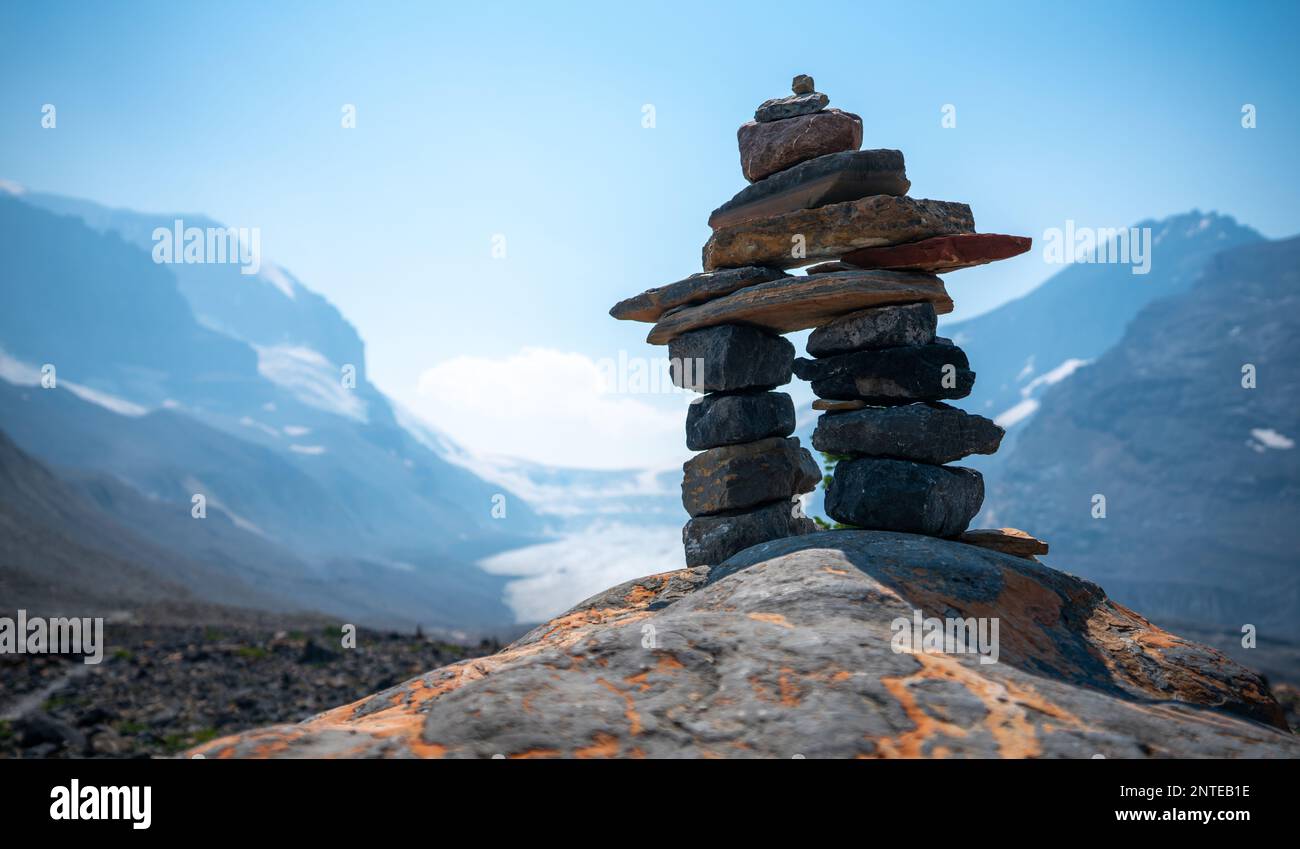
[610,74,1033,564]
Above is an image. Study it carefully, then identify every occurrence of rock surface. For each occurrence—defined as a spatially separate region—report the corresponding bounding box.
[806,301,937,357]
[842,233,1032,273]
[682,498,816,566]
[647,270,952,345]
[960,528,1050,558]
[668,324,794,392]
[708,149,910,230]
[794,342,975,403]
[737,108,863,182]
[754,91,829,122]
[703,195,974,270]
[190,532,1297,758]
[685,390,795,450]
[826,458,984,536]
[813,402,1004,464]
[609,266,788,323]
[682,436,820,516]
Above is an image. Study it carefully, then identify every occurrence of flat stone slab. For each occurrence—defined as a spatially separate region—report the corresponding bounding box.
[668,324,793,392]
[686,390,795,450]
[959,528,1050,558]
[842,233,1032,273]
[806,301,937,357]
[754,91,829,122]
[682,436,821,517]
[609,266,788,323]
[682,497,816,566]
[826,457,984,537]
[812,402,1004,464]
[708,149,911,231]
[737,108,862,183]
[703,195,975,271]
[812,398,867,412]
[794,342,975,403]
[646,270,952,345]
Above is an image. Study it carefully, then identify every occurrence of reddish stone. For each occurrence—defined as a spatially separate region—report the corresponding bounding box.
[841,233,1032,273]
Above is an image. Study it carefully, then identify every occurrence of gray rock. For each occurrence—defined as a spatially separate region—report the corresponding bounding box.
[709,149,911,230]
[793,342,975,403]
[806,301,937,357]
[669,324,794,392]
[812,402,1004,464]
[755,91,829,122]
[686,390,795,450]
[826,457,984,537]
[682,436,821,517]
[609,266,788,323]
[193,532,1298,757]
[791,74,815,95]
[682,497,817,566]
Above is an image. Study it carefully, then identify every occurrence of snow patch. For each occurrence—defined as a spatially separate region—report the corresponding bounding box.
[1249,428,1294,450]
[995,398,1040,428]
[254,344,367,422]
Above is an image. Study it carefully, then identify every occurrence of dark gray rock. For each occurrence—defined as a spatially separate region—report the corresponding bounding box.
[794,342,975,403]
[709,149,911,230]
[682,436,820,517]
[685,390,795,450]
[194,531,1297,757]
[682,497,817,566]
[669,324,794,392]
[806,301,937,357]
[754,91,829,122]
[812,402,1004,464]
[609,266,788,323]
[826,457,984,537]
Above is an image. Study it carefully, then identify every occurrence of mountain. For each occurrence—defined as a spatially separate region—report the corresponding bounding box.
[190,531,1298,758]
[986,236,1300,653]
[0,188,550,632]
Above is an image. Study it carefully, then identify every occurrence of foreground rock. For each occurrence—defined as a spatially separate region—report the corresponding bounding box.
[842,233,1033,273]
[682,437,820,516]
[806,301,937,357]
[812,402,1004,464]
[738,108,863,182]
[683,498,817,566]
[703,195,975,270]
[191,532,1297,758]
[647,270,952,344]
[609,266,788,323]
[668,324,793,391]
[685,391,795,450]
[960,528,1050,558]
[826,458,984,536]
[708,149,910,230]
[794,342,975,403]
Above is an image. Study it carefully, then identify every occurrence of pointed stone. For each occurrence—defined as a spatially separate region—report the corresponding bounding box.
[826,457,983,537]
[609,266,788,323]
[703,195,974,271]
[959,528,1050,558]
[841,233,1033,273]
[806,302,937,357]
[793,342,975,403]
[737,108,862,183]
[812,402,1004,464]
[646,270,952,345]
[709,149,911,231]
[682,437,821,517]
[682,498,817,566]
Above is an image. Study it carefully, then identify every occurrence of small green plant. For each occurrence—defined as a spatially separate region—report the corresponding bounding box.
[236,645,268,660]
[112,648,133,661]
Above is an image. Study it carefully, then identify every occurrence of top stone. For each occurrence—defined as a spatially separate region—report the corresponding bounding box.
[791,74,815,95]
[755,91,829,123]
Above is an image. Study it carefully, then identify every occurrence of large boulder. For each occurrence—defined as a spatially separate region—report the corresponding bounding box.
[190,532,1297,758]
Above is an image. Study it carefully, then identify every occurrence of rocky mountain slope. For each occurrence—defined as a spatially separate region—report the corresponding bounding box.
[192,531,1297,758]
[986,235,1300,654]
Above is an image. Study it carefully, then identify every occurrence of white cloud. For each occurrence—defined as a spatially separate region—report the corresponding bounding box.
[411,347,688,469]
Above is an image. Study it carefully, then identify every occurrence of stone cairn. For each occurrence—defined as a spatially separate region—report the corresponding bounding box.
[611,74,1044,566]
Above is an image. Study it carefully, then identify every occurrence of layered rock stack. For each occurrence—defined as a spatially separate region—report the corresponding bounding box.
[611,74,1036,564]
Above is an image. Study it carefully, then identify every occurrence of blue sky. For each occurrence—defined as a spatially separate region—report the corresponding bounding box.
[2,0,1298,467]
